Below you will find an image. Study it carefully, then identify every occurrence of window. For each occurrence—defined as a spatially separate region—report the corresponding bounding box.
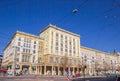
[34,41,36,44]
[56,42,58,46]
[24,43,26,47]
[56,47,58,50]
[61,48,63,51]
[18,37,21,41]
[50,57,53,63]
[28,44,31,48]
[38,57,41,63]
[65,49,67,52]
[34,45,36,49]
[56,57,59,63]
[28,49,30,53]
[17,47,20,52]
[56,33,58,37]
[24,38,26,42]
[33,50,36,54]
[33,56,35,63]
[74,60,76,65]
[23,48,25,52]
[22,55,30,62]
[61,43,63,46]
[18,42,21,46]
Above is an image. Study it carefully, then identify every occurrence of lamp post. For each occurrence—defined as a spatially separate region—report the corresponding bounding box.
[13,46,17,76]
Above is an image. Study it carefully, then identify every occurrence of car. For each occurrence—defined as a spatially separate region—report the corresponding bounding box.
[7,71,13,76]
[116,77,120,81]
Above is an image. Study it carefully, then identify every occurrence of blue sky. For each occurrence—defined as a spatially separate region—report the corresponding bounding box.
[0,0,120,54]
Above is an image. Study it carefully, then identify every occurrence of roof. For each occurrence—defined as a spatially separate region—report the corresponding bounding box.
[3,30,43,51]
[81,46,112,55]
[40,24,80,37]
[16,31,42,39]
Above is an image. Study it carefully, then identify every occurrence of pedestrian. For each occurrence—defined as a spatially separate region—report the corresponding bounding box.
[66,71,70,81]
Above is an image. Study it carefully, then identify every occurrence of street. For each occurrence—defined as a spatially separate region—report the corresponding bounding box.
[0,75,117,81]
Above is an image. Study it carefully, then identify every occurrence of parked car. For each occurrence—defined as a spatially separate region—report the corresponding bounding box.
[116,77,120,81]
[7,71,13,76]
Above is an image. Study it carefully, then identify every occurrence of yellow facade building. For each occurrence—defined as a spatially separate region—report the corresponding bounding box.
[2,24,120,76]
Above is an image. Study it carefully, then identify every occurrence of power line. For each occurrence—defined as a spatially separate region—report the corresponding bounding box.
[54,0,89,25]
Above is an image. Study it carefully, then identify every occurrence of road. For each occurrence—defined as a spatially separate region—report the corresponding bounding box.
[0,75,117,81]
[73,77,116,81]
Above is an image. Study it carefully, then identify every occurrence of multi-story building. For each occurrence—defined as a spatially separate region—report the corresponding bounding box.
[2,31,44,74]
[40,24,81,75]
[81,46,120,75]
[2,24,120,76]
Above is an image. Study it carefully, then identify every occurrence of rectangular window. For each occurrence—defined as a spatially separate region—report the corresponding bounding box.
[56,58,59,63]
[56,42,58,46]
[24,43,26,47]
[56,33,58,37]
[34,41,36,44]
[33,50,36,54]
[23,48,25,52]
[28,49,30,53]
[65,49,67,52]
[50,57,53,63]
[18,37,21,41]
[17,47,20,52]
[34,45,36,49]
[61,48,63,51]
[56,47,58,50]
[18,42,21,46]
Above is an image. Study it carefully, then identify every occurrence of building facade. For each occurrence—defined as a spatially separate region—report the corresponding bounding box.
[2,24,120,76]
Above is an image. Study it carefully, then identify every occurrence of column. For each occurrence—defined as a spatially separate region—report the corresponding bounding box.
[58,66,60,76]
[40,66,42,75]
[29,65,32,74]
[63,68,65,76]
[77,67,79,73]
[52,66,54,75]
[36,66,37,74]
[44,65,46,75]
[73,67,75,75]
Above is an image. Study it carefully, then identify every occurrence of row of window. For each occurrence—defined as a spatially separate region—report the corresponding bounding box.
[18,42,37,49]
[22,55,30,62]
[18,37,37,44]
[49,57,79,65]
[17,47,36,54]
[51,32,77,55]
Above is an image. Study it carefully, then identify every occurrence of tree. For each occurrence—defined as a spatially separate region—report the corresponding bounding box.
[59,54,68,75]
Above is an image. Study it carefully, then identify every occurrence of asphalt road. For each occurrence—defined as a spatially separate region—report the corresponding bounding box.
[0,75,117,81]
[72,77,116,81]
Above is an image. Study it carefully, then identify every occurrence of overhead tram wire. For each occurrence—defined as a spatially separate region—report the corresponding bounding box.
[95,0,120,35]
[69,0,120,52]
[54,0,89,25]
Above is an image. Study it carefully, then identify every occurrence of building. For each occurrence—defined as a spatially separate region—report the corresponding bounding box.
[2,24,120,75]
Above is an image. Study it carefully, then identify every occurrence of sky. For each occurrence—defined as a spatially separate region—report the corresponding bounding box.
[0,0,120,55]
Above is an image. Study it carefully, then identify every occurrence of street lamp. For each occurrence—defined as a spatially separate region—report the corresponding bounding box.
[13,46,17,76]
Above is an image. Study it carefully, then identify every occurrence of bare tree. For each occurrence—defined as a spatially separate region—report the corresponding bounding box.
[59,54,68,75]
